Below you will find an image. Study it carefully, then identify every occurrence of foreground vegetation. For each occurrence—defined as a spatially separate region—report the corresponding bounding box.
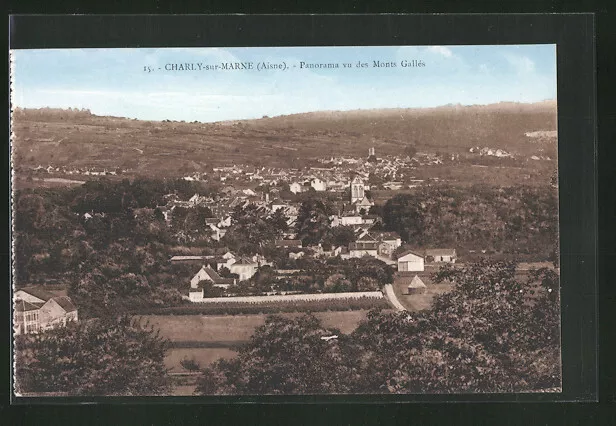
[14,260,560,395]
[15,316,170,396]
[195,261,560,394]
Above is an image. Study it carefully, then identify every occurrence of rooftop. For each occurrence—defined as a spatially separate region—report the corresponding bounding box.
[16,286,56,302]
[425,249,457,257]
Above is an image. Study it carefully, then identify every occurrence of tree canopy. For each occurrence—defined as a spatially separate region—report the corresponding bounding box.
[15,316,170,396]
[196,260,561,394]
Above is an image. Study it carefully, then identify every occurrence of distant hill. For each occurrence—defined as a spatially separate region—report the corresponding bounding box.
[11,102,557,177]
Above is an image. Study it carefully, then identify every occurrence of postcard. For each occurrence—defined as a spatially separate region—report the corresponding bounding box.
[10,44,562,397]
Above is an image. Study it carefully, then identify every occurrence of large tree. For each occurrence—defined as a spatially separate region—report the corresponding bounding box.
[223,204,289,254]
[195,314,355,395]
[352,260,561,393]
[14,316,170,396]
[295,198,333,247]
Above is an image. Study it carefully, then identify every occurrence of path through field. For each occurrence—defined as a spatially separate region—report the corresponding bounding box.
[383,284,406,311]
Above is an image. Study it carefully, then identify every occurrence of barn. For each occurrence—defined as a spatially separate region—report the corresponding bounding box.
[397,251,425,272]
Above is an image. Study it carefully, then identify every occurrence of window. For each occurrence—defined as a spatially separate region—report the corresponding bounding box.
[25,312,39,322]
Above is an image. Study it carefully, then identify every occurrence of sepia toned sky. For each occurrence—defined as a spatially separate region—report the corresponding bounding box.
[11,45,557,122]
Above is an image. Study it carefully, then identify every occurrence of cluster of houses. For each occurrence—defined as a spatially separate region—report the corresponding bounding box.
[171,251,273,302]
[178,148,444,198]
[181,243,456,302]
[66,148,445,245]
[14,287,78,335]
[166,162,459,302]
[31,164,120,176]
[160,168,379,242]
[468,146,514,158]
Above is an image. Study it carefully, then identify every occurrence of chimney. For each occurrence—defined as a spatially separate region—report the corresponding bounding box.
[266,193,270,203]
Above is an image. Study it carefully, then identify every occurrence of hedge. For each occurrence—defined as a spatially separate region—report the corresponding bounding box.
[129,296,390,316]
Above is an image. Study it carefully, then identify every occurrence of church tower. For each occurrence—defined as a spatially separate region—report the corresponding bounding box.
[350,175,365,204]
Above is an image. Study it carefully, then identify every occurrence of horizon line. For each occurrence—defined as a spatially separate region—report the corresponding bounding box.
[12,98,558,124]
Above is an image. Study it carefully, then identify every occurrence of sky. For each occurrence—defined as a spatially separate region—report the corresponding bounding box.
[10,45,557,122]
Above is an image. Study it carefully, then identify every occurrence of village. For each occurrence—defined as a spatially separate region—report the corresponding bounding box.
[14,144,559,336]
[158,148,460,305]
[14,147,467,335]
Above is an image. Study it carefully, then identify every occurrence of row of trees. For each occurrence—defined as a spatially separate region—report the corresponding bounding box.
[381,184,559,260]
[243,257,392,295]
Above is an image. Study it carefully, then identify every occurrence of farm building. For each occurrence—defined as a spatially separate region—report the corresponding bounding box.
[407,275,427,294]
[190,266,236,289]
[397,251,425,272]
[425,249,457,263]
[14,287,78,335]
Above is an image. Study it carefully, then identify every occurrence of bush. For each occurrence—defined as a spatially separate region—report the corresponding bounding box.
[180,356,201,372]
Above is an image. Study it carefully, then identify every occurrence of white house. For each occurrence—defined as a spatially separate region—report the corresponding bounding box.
[397,251,425,272]
[331,214,363,227]
[218,216,232,228]
[310,178,327,192]
[209,224,227,241]
[222,251,236,260]
[14,288,78,335]
[425,249,457,263]
[230,257,259,281]
[289,182,303,194]
[374,232,402,256]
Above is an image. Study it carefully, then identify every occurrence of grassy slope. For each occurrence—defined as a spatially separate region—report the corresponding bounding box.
[11,102,557,177]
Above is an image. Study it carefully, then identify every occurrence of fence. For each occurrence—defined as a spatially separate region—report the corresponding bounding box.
[191,291,384,304]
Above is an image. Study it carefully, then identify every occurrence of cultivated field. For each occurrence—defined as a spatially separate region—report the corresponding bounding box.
[140,310,378,377]
[141,310,373,344]
[12,103,557,183]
